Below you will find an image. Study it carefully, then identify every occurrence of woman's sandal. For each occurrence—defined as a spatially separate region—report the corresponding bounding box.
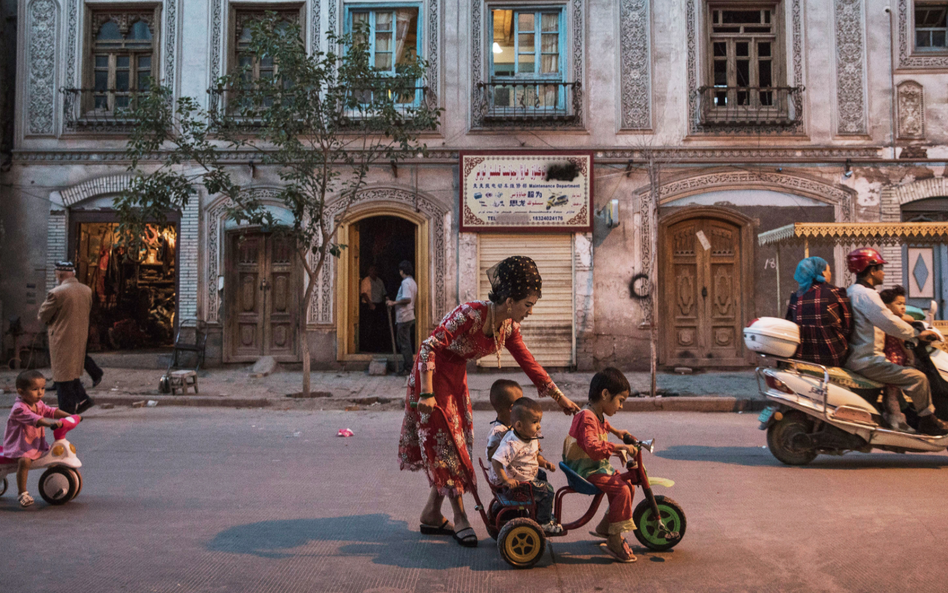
[452,527,478,548]
[600,539,637,563]
[420,518,455,536]
[18,492,34,508]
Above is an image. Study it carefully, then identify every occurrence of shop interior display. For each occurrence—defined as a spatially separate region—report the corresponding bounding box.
[76,223,177,351]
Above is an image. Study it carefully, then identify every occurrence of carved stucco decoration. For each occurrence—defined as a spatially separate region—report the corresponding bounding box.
[687,0,804,135]
[898,0,948,70]
[471,0,584,129]
[619,0,651,130]
[93,13,155,36]
[27,0,57,136]
[318,187,448,327]
[897,80,924,139]
[834,0,868,136]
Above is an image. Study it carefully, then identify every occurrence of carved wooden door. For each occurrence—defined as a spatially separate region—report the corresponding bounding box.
[226,232,300,362]
[663,217,745,366]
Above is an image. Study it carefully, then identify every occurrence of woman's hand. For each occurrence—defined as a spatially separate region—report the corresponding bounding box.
[559,396,581,415]
[416,394,436,414]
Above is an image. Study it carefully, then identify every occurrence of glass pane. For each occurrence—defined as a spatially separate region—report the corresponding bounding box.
[722,10,762,24]
[376,32,392,52]
[713,60,727,86]
[376,11,393,31]
[517,52,535,73]
[518,13,535,33]
[138,71,150,90]
[764,9,771,23]
[238,55,253,69]
[116,71,129,91]
[541,84,557,108]
[759,90,773,106]
[94,95,108,109]
[96,21,122,40]
[736,42,749,57]
[758,42,771,57]
[759,60,772,87]
[541,13,558,32]
[541,33,557,53]
[736,59,749,87]
[519,33,535,51]
[94,71,108,91]
[515,85,537,109]
[138,55,151,69]
[493,85,511,107]
[117,55,130,68]
[239,25,253,42]
[737,90,748,105]
[541,54,558,74]
[375,53,392,70]
[713,42,727,57]
[95,55,108,68]
[129,20,152,40]
[352,9,368,40]
[918,30,931,47]
[115,95,129,109]
[935,30,947,47]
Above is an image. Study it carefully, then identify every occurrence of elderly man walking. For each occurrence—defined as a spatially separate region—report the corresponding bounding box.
[38,261,96,414]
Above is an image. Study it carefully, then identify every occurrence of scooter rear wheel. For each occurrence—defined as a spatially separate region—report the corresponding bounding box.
[39,467,79,505]
[767,412,818,466]
[0,477,7,496]
[632,496,686,551]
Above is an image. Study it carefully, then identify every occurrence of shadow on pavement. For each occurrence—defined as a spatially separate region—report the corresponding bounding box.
[207,513,508,569]
[658,445,948,469]
[657,445,778,466]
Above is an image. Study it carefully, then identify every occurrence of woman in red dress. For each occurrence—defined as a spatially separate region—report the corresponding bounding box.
[398,256,580,547]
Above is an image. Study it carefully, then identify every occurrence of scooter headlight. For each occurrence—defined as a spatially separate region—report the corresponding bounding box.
[69,443,76,454]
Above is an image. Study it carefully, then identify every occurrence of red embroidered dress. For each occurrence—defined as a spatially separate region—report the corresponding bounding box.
[398,301,564,497]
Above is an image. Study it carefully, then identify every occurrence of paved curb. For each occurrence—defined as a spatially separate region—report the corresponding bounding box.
[70,394,766,413]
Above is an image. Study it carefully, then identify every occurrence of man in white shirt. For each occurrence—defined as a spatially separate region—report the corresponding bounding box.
[844,248,948,436]
[360,266,387,352]
[386,260,418,375]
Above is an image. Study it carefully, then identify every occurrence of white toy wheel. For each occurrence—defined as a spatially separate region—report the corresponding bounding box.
[66,469,82,500]
[39,467,78,505]
[0,477,7,496]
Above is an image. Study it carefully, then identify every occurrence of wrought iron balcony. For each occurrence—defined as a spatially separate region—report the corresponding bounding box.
[61,88,144,132]
[476,81,580,123]
[696,86,803,126]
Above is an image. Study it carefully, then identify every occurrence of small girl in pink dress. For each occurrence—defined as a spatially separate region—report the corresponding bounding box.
[3,370,75,507]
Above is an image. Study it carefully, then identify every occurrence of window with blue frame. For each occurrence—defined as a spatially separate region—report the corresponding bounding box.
[488,8,566,114]
[346,4,422,106]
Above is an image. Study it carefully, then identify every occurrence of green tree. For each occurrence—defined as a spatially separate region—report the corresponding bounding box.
[117,14,440,395]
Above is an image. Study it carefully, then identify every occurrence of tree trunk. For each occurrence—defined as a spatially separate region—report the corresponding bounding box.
[298,251,320,399]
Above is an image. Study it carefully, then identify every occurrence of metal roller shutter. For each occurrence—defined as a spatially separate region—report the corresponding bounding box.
[477,234,574,368]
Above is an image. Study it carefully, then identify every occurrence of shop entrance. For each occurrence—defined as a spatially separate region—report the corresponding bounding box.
[70,215,178,352]
[348,215,418,355]
[224,231,301,362]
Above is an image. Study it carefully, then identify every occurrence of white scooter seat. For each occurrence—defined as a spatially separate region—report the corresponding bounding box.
[795,363,884,390]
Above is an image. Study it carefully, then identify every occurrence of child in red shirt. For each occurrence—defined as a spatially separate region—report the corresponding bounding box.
[562,367,639,563]
[879,286,915,433]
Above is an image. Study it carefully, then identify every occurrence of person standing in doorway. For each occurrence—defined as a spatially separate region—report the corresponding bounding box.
[38,262,96,414]
[360,265,387,352]
[387,260,418,376]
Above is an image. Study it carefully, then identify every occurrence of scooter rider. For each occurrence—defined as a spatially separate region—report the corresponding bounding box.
[845,248,948,436]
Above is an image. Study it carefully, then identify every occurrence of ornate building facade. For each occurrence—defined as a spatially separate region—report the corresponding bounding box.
[2,0,948,370]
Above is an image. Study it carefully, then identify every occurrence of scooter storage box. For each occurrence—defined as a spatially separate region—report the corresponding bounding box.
[743,317,800,357]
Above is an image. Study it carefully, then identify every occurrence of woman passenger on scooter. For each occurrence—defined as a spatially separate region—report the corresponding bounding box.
[785,256,852,367]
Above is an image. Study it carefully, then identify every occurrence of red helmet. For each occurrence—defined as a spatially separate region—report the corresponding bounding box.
[846,247,887,274]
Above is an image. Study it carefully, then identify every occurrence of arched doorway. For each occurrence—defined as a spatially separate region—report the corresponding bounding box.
[901,197,948,318]
[658,207,754,367]
[335,207,428,360]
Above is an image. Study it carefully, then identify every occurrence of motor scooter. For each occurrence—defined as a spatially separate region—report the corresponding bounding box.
[747,308,948,465]
[0,415,83,504]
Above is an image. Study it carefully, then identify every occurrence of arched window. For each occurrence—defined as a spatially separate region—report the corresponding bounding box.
[89,9,159,112]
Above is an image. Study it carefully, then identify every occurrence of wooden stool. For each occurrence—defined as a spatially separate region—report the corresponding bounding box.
[169,370,199,395]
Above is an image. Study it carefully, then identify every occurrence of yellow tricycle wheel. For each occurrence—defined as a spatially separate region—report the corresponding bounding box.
[497,518,546,569]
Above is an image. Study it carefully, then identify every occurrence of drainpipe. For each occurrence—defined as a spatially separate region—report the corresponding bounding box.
[885,7,898,159]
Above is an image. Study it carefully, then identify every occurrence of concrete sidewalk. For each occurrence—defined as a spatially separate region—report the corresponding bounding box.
[0,365,763,413]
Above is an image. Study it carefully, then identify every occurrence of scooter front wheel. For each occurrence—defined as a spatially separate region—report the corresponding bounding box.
[39,467,78,505]
[0,477,7,497]
[767,412,817,466]
[632,495,686,551]
[67,469,82,500]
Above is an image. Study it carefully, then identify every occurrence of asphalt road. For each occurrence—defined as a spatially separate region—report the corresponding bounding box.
[3,408,948,593]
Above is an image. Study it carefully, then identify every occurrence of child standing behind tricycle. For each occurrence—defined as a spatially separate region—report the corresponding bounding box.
[562,367,639,563]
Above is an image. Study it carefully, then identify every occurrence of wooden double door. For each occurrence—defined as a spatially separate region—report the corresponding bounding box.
[661,213,750,367]
[225,231,300,362]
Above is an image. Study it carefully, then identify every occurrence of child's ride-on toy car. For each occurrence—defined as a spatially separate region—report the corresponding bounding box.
[0,415,83,505]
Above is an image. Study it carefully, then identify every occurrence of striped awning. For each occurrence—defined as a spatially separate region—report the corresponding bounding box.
[758,222,948,246]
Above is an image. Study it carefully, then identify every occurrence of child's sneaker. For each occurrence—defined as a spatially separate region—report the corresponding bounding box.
[18,492,34,508]
[541,521,564,535]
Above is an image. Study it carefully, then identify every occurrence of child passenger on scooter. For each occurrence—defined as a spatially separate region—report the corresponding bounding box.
[880,286,916,433]
[490,397,563,535]
[485,379,523,461]
[563,367,639,563]
[3,370,76,507]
